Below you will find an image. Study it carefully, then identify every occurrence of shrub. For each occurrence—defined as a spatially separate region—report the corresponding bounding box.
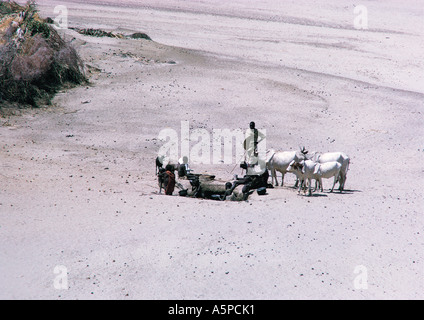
[0,1,86,107]
[26,18,51,38]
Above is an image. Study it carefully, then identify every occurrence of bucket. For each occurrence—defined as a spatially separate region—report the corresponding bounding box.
[257,187,267,195]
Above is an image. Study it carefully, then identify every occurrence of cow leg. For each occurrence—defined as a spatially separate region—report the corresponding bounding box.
[299,179,303,193]
[300,178,306,191]
[339,173,345,191]
[280,172,285,187]
[303,177,310,189]
[272,168,278,186]
[337,172,342,190]
[308,178,312,196]
[330,176,337,192]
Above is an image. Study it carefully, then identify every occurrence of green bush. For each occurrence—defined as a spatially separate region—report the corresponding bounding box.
[26,19,51,38]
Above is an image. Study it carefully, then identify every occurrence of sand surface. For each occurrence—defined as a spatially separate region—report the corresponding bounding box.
[0,0,423,299]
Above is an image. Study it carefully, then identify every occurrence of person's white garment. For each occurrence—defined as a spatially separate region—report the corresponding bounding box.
[178,156,190,173]
[244,128,265,165]
[246,158,267,176]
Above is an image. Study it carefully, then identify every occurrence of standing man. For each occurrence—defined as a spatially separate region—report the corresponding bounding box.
[244,121,266,169]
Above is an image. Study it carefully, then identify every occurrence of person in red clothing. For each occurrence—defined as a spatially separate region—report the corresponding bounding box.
[158,164,176,195]
[164,165,175,196]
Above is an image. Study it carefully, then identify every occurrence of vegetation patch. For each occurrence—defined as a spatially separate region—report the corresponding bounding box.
[70,27,152,41]
[0,1,86,109]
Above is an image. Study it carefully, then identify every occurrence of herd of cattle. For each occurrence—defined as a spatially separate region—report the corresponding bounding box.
[266,148,350,196]
[156,147,350,198]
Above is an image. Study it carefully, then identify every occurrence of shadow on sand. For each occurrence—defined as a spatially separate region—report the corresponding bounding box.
[328,189,362,195]
[292,187,362,197]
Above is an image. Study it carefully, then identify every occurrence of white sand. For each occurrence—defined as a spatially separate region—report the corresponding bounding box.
[0,0,423,299]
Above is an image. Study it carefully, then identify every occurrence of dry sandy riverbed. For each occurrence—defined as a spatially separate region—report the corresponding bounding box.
[0,0,423,299]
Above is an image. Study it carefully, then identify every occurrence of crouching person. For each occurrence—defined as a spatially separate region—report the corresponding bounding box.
[177,156,191,179]
[229,160,269,201]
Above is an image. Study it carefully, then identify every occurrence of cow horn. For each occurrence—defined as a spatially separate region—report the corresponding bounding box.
[299,146,308,155]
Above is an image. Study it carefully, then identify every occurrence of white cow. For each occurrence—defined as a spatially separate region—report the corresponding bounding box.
[266,148,307,187]
[308,151,350,191]
[288,160,342,195]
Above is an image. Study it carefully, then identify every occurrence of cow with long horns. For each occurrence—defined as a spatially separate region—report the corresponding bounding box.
[265,146,308,187]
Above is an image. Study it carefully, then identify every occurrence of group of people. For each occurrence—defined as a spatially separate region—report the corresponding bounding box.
[156,156,190,195]
[157,121,269,201]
